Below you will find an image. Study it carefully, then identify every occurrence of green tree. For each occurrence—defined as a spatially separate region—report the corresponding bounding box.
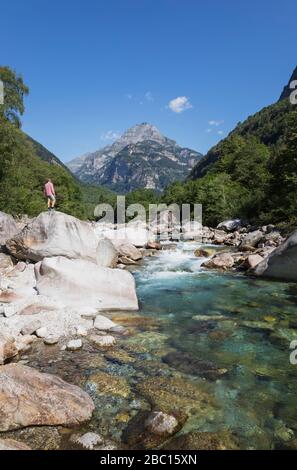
[0,66,29,127]
[269,112,297,222]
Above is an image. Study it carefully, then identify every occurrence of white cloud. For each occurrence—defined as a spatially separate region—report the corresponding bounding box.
[101,130,121,141]
[168,96,193,114]
[208,120,224,126]
[205,128,212,133]
[217,130,224,135]
[125,93,133,100]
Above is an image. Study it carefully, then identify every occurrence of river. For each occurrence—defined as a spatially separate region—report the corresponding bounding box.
[9,241,297,449]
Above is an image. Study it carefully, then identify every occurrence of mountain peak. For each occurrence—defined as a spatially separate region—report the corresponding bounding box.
[118,122,169,147]
[279,65,297,101]
[67,123,203,192]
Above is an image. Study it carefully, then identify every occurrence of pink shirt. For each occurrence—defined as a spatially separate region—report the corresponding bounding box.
[44,182,55,197]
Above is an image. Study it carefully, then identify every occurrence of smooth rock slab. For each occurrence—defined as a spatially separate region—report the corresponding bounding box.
[35,256,139,311]
[0,364,94,431]
[6,211,99,263]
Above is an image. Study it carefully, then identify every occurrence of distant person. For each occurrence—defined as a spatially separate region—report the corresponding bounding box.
[44,179,56,211]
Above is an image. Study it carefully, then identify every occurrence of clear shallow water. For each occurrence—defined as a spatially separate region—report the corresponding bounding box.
[132,242,297,448]
[11,242,297,449]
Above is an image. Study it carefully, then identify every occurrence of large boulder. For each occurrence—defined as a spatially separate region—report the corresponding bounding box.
[34,256,139,311]
[0,212,18,247]
[252,230,297,282]
[0,364,94,431]
[6,211,99,263]
[202,252,234,270]
[244,254,264,270]
[240,230,263,250]
[112,239,143,262]
[217,219,242,232]
[212,230,228,244]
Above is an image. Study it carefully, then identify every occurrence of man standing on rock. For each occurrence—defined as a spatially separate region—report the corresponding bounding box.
[44,179,56,211]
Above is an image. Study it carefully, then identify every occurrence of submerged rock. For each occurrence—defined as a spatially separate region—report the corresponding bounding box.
[136,376,214,417]
[164,431,239,450]
[122,410,182,449]
[2,426,62,450]
[87,371,130,398]
[69,432,104,450]
[144,411,178,436]
[192,314,226,321]
[0,364,94,431]
[194,247,217,258]
[163,351,227,380]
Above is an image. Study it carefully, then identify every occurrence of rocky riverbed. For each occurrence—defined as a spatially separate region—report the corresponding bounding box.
[1,211,297,450]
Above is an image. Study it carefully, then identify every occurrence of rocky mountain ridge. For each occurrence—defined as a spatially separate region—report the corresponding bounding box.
[67,123,202,192]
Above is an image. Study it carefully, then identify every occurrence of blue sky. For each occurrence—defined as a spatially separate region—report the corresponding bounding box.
[1,0,296,162]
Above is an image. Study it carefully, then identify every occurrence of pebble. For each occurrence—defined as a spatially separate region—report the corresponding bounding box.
[43,335,60,345]
[66,339,83,351]
[70,432,104,450]
[36,327,48,338]
[89,334,116,347]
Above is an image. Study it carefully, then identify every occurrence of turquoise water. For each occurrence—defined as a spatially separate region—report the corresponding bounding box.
[13,242,297,449]
[132,242,297,448]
